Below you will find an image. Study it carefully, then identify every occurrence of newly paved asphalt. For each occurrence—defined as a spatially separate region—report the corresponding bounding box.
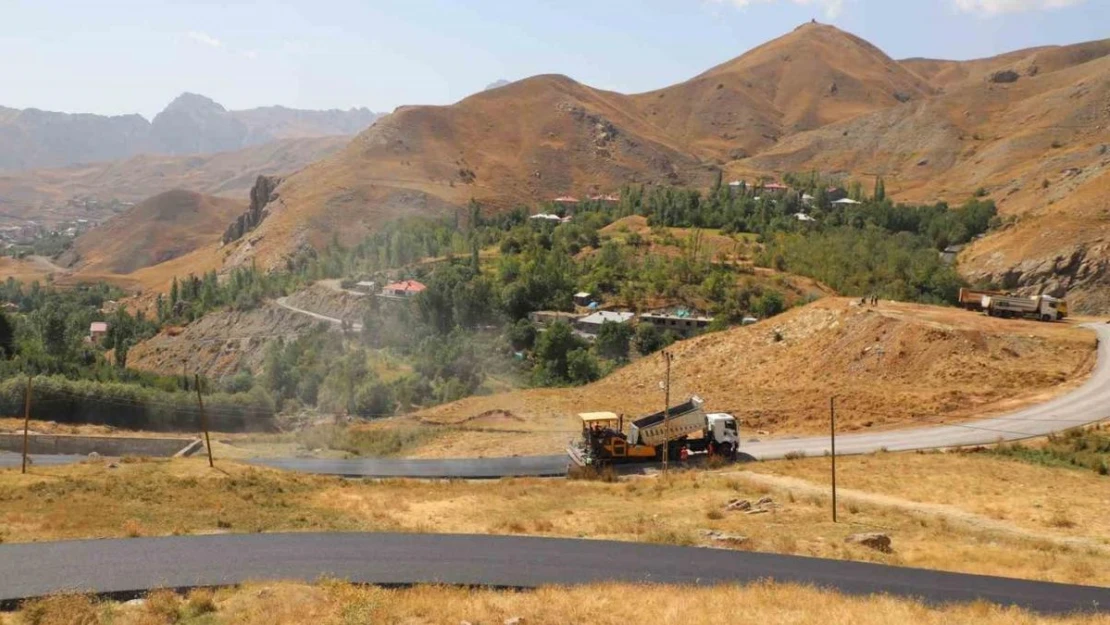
[5,325,1108,477]
[0,533,1106,613]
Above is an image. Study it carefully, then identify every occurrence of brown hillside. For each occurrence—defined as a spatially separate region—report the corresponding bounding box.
[633,23,934,160]
[393,298,1094,458]
[70,189,245,274]
[741,38,1110,308]
[224,74,712,269]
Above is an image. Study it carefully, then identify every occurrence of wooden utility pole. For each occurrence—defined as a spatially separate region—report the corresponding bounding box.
[830,396,837,523]
[661,350,672,473]
[21,374,32,474]
[194,374,214,468]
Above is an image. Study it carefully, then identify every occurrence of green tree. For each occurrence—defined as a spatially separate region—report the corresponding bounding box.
[874,177,886,202]
[633,323,665,356]
[113,338,130,369]
[594,320,633,361]
[506,318,537,351]
[533,321,585,383]
[0,311,13,359]
[753,291,786,318]
[566,348,601,384]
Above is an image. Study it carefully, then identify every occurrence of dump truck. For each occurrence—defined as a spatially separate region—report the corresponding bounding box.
[958,287,1006,311]
[567,396,740,467]
[982,294,1067,321]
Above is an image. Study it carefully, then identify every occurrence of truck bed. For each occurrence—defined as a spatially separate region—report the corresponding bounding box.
[632,398,701,429]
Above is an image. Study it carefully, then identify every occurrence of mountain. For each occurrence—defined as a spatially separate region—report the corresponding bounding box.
[0,136,349,227]
[25,24,1110,311]
[484,79,511,91]
[630,22,935,161]
[220,73,713,268]
[741,37,1110,309]
[0,94,380,171]
[66,189,245,274]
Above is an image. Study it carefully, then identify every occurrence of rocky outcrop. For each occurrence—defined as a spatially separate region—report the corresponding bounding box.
[989,69,1020,84]
[963,242,1110,314]
[222,175,282,244]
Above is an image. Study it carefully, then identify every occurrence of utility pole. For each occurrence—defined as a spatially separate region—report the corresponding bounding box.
[21,374,32,474]
[194,374,214,468]
[830,396,837,523]
[661,350,672,473]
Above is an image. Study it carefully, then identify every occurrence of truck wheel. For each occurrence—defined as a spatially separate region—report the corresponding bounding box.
[717,443,734,459]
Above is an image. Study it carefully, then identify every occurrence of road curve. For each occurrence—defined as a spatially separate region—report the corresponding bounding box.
[274,296,362,331]
[0,533,1106,613]
[6,325,1108,477]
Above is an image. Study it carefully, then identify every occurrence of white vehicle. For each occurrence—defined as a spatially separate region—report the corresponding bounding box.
[982,294,1067,321]
[628,396,740,458]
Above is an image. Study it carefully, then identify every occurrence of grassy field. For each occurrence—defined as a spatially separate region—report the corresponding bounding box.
[4,581,1104,625]
[1,450,1106,586]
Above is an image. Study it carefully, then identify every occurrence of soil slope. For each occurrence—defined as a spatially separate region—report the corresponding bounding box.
[68,189,245,274]
[632,22,934,161]
[397,298,1095,457]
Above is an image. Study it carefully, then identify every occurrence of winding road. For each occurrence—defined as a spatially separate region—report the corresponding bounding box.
[4,325,1108,477]
[245,323,1110,477]
[0,533,1106,613]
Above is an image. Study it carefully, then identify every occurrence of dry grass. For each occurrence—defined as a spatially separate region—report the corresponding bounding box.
[0,451,1106,585]
[4,581,1105,625]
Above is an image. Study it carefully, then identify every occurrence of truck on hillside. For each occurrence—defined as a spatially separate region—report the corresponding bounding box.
[567,396,740,467]
[982,294,1067,321]
[958,287,1007,311]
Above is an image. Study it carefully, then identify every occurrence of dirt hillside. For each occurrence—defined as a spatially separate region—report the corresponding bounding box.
[127,302,326,380]
[220,74,713,269]
[632,22,934,161]
[67,189,245,274]
[398,298,1095,457]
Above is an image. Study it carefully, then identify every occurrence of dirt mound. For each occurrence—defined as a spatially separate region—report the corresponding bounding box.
[68,189,245,274]
[412,298,1094,449]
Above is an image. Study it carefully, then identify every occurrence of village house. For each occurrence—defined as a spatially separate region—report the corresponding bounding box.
[379,280,426,299]
[573,291,593,307]
[638,311,714,338]
[575,311,634,336]
[88,322,109,344]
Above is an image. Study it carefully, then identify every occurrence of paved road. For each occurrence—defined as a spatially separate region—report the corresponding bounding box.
[0,533,1106,613]
[274,296,362,331]
[6,325,1108,478]
[738,322,1110,459]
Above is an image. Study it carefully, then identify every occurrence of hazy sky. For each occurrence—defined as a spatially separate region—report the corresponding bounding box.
[1,0,1105,118]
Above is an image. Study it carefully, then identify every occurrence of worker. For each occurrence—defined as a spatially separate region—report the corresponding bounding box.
[679,446,689,462]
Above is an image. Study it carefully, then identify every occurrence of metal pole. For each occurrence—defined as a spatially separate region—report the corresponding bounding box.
[21,374,32,474]
[662,350,671,473]
[194,374,214,468]
[830,396,837,523]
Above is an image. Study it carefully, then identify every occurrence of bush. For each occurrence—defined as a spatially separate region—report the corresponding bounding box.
[634,323,665,356]
[595,320,633,361]
[567,348,601,384]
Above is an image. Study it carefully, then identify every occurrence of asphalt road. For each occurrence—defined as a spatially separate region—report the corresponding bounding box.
[6,325,1108,478]
[0,533,1106,613]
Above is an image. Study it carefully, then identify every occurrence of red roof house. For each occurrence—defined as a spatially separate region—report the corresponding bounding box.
[381,280,427,298]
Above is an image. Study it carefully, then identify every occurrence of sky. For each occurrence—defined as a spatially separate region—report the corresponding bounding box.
[0,0,1106,119]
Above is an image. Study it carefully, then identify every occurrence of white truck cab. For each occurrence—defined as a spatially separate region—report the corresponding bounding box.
[706,412,740,454]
